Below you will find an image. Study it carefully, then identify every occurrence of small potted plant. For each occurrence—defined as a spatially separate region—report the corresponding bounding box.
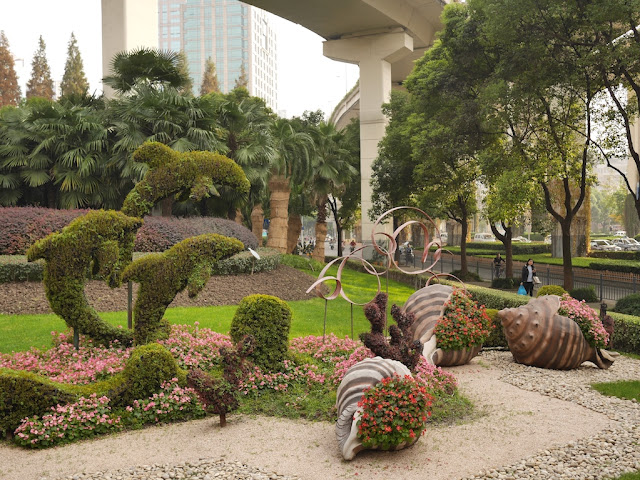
[432,289,493,366]
[356,374,432,451]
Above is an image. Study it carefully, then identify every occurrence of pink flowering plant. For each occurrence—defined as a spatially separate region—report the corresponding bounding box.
[558,294,609,349]
[13,394,123,448]
[356,374,433,450]
[434,289,492,351]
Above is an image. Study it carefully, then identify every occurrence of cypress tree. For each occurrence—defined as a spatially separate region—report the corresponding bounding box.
[26,36,55,100]
[177,51,193,95]
[60,32,89,97]
[234,63,248,89]
[200,57,220,95]
[0,31,21,107]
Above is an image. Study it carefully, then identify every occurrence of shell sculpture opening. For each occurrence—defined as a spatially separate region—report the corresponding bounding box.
[335,357,412,460]
[403,284,480,366]
[498,295,615,370]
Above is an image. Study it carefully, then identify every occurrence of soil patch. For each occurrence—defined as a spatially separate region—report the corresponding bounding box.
[0,265,321,315]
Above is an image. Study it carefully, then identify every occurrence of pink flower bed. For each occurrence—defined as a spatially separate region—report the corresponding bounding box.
[159,322,234,370]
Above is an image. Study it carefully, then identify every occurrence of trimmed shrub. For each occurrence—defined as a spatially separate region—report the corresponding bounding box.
[608,312,640,354]
[230,294,292,371]
[569,286,599,303]
[589,262,640,275]
[109,343,184,407]
[450,269,482,282]
[0,368,76,437]
[0,257,44,282]
[461,242,551,255]
[612,293,640,317]
[484,309,508,349]
[491,277,520,289]
[26,210,142,346]
[212,248,280,275]
[588,251,640,261]
[123,234,244,345]
[537,285,568,297]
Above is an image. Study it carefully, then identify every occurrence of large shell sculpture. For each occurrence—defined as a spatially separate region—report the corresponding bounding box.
[403,284,481,367]
[498,295,615,370]
[335,357,412,460]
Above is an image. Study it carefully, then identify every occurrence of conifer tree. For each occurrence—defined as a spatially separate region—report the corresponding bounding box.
[200,56,220,95]
[60,32,89,97]
[177,51,193,95]
[26,36,55,100]
[0,31,21,107]
[234,63,248,89]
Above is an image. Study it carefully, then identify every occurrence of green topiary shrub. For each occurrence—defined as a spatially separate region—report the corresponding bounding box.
[536,285,568,297]
[491,277,520,289]
[483,308,508,349]
[450,269,482,282]
[26,210,142,346]
[612,293,640,317]
[109,343,184,407]
[0,368,76,437]
[608,312,640,354]
[123,234,244,345]
[230,294,292,371]
[569,286,599,303]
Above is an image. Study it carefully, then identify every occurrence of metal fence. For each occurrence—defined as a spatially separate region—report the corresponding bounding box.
[401,253,639,303]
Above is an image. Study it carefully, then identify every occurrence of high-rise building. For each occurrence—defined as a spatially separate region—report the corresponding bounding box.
[158,0,278,110]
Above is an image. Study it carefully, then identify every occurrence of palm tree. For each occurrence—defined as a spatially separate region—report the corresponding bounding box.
[266,118,314,252]
[307,122,357,261]
[103,48,191,94]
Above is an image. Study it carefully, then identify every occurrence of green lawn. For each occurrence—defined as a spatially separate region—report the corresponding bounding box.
[0,263,416,353]
[591,380,640,402]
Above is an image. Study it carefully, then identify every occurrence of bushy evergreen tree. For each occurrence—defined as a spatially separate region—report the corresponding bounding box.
[176,51,193,95]
[26,36,54,100]
[234,63,248,89]
[60,32,89,97]
[0,31,21,107]
[200,57,220,95]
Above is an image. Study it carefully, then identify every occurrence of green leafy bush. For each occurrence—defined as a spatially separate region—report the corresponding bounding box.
[569,286,599,303]
[537,285,568,297]
[450,269,482,282]
[0,257,44,283]
[608,312,640,354]
[123,234,244,344]
[484,308,508,349]
[435,289,492,350]
[109,343,184,407]
[0,368,76,437]
[230,294,292,371]
[212,248,280,275]
[491,277,520,289]
[612,294,640,317]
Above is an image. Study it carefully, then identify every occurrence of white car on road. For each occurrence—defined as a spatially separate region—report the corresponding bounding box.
[590,239,622,251]
[611,237,640,251]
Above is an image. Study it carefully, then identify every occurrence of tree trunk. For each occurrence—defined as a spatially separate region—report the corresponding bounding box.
[219,412,227,428]
[312,201,328,262]
[161,198,173,217]
[287,214,302,254]
[327,196,343,257]
[491,223,513,278]
[250,203,264,244]
[459,218,468,275]
[266,175,291,253]
[561,220,574,291]
[234,208,244,225]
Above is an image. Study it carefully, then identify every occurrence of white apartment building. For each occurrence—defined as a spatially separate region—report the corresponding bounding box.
[157,0,278,110]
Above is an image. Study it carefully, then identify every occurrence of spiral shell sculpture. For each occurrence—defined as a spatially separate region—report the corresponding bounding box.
[335,357,412,460]
[498,295,615,370]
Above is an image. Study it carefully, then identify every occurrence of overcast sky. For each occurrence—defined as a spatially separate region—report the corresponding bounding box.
[0,0,359,119]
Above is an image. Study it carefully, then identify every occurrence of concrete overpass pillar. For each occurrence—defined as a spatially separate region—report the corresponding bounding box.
[101,0,158,98]
[324,32,413,251]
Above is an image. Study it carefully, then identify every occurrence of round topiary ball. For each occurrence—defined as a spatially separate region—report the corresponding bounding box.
[110,343,182,407]
[536,285,567,297]
[230,294,292,372]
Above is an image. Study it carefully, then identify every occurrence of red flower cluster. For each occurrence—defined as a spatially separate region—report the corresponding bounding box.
[356,374,432,450]
[434,289,493,351]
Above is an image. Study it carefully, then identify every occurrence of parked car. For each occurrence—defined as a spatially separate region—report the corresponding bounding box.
[438,232,448,244]
[590,239,623,251]
[474,233,496,242]
[614,230,627,237]
[512,236,531,243]
[544,235,552,244]
[611,237,640,251]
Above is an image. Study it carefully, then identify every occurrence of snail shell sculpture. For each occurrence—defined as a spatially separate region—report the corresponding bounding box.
[335,357,412,460]
[498,295,615,370]
[404,284,480,366]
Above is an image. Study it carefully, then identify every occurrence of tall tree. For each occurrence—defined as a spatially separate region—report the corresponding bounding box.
[0,31,21,107]
[234,63,248,89]
[60,32,89,97]
[200,57,220,95]
[26,36,54,100]
[176,51,193,96]
[103,48,191,94]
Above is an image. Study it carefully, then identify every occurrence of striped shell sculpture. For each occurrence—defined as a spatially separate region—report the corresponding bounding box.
[403,284,481,367]
[498,295,615,370]
[335,357,412,460]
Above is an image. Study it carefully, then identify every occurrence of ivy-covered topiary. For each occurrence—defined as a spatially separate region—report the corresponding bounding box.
[26,210,142,346]
[536,285,568,297]
[230,294,292,371]
[121,142,250,218]
[359,292,423,371]
[109,343,184,407]
[123,234,244,344]
[0,368,77,437]
[187,335,255,427]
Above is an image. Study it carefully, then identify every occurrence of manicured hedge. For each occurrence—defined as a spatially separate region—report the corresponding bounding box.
[588,251,640,261]
[608,312,640,354]
[450,242,551,255]
[0,206,258,255]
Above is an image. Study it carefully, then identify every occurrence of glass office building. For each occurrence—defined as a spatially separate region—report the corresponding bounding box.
[158,0,278,110]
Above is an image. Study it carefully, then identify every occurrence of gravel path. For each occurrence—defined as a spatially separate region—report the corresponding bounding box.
[2,351,638,480]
